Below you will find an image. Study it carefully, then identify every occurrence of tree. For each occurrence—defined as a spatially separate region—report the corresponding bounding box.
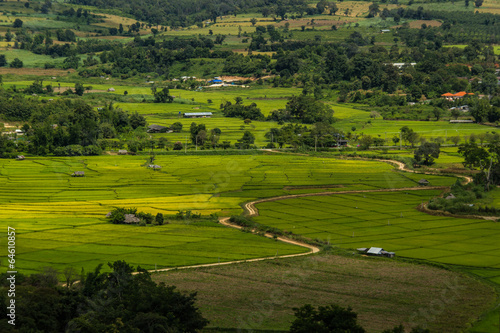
[450,136,461,146]
[414,142,440,166]
[9,58,23,68]
[129,112,147,129]
[290,304,365,333]
[316,0,328,14]
[154,88,174,103]
[74,83,84,96]
[237,130,255,149]
[155,213,164,225]
[13,19,23,28]
[330,3,339,15]
[459,141,500,190]
[400,126,419,148]
[432,107,442,121]
[475,0,484,7]
[250,18,257,26]
[0,55,6,67]
[470,99,491,123]
[367,3,380,17]
[358,135,374,150]
[171,122,183,132]
[284,95,334,124]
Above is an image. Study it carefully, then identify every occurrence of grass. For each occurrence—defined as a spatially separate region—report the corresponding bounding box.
[154,253,495,333]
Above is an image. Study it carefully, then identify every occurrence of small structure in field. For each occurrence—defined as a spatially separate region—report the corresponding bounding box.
[418,179,430,186]
[357,247,395,258]
[72,171,85,177]
[183,112,213,118]
[15,155,25,160]
[147,124,171,133]
[107,87,116,92]
[118,150,128,155]
[148,164,162,170]
[123,214,140,224]
[445,193,456,200]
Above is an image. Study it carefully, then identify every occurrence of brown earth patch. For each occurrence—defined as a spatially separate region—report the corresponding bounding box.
[409,20,442,28]
[0,68,76,76]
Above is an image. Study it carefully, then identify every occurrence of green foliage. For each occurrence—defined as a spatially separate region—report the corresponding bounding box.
[269,95,334,124]
[414,142,440,166]
[221,98,264,120]
[290,304,365,333]
[9,58,23,68]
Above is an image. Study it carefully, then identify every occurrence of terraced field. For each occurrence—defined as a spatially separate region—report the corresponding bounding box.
[1,154,455,276]
[253,190,500,269]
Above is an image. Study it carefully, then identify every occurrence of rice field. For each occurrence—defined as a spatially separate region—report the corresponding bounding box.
[253,190,500,271]
[0,154,454,275]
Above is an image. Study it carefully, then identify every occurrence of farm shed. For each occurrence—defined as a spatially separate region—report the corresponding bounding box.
[107,87,116,92]
[450,120,474,123]
[148,164,162,170]
[446,193,456,200]
[147,124,170,133]
[418,179,430,186]
[15,155,25,160]
[358,247,395,258]
[183,112,213,118]
[72,171,85,177]
[118,150,128,155]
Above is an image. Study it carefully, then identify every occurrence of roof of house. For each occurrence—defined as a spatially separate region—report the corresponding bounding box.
[367,247,384,255]
[184,112,213,116]
[148,124,167,129]
[124,214,140,223]
[441,93,454,97]
[148,164,162,169]
[446,193,456,200]
[418,179,429,184]
[73,171,85,176]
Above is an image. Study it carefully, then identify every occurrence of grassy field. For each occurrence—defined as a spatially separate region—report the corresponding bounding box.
[155,253,495,332]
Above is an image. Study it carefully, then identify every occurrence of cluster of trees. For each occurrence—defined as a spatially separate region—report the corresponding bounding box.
[0,261,208,332]
[268,95,335,124]
[67,0,329,27]
[220,97,264,120]
[107,207,165,225]
[0,96,147,155]
[265,122,343,149]
[190,122,223,148]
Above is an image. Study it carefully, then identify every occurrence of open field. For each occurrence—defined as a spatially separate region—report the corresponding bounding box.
[156,253,495,332]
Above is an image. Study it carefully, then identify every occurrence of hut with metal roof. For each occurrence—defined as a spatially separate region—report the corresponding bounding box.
[72,171,85,177]
[183,112,212,118]
[123,214,140,224]
[418,179,430,186]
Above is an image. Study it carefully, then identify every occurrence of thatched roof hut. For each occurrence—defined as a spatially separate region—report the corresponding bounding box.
[124,214,140,224]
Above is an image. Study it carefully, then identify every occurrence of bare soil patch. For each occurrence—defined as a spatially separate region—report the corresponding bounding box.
[0,68,75,76]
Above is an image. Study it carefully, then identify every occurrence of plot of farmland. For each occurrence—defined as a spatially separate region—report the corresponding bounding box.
[0,154,455,275]
[253,190,500,269]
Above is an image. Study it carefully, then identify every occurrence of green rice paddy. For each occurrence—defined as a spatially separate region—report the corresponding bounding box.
[1,154,453,275]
